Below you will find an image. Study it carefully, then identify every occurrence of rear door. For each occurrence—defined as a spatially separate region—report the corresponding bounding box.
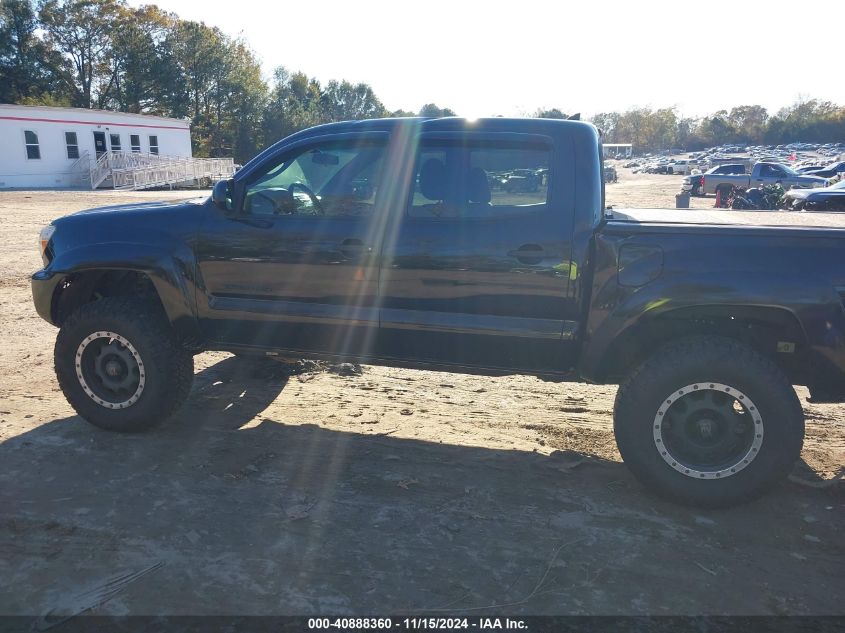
[377,132,578,372]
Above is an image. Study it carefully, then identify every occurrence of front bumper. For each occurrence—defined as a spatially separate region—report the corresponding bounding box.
[31,269,62,326]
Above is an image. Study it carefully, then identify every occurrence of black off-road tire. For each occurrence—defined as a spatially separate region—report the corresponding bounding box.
[55,298,194,432]
[614,336,804,507]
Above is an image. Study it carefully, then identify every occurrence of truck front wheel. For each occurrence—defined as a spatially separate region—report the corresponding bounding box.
[613,336,804,507]
[54,298,194,432]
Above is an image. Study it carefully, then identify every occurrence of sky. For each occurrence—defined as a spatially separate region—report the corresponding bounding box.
[128,0,845,119]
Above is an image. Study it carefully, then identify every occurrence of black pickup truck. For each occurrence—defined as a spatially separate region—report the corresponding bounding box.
[32,117,845,507]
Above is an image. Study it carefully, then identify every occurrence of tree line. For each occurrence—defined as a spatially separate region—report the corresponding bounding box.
[2,0,843,162]
[590,102,845,152]
[538,104,844,152]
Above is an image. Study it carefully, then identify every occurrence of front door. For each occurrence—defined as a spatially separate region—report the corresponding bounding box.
[377,132,578,372]
[93,131,106,158]
[196,134,388,356]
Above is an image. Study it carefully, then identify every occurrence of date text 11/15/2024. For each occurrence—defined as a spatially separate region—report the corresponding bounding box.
[307,617,528,630]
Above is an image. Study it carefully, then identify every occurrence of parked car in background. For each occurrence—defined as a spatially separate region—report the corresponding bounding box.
[684,162,829,197]
[707,156,753,171]
[503,169,541,192]
[649,161,672,174]
[683,164,746,196]
[667,160,698,175]
[801,161,845,180]
[785,180,845,212]
[796,164,825,173]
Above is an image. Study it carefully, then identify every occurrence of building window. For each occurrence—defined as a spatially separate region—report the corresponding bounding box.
[130,134,141,153]
[24,130,41,160]
[149,135,159,155]
[65,132,80,159]
[109,133,121,151]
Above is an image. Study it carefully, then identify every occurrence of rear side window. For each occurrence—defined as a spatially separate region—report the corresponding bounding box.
[409,140,551,219]
[473,146,549,208]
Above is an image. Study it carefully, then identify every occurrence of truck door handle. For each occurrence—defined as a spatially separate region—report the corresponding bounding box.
[511,244,545,265]
[339,238,366,256]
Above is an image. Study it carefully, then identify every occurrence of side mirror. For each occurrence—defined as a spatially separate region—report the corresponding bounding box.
[212,179,234,213]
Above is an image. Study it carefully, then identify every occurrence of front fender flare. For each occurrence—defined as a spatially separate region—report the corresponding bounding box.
[39,241,199,340]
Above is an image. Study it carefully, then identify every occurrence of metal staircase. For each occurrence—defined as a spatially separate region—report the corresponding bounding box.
[69,150,93,187]
[81,151,234,191]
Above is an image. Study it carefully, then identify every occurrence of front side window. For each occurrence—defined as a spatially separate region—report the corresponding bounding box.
[24,130,40,160]
[65,132,79,159]
[244,140,386,217]
[109,133,121,151]
[130,134,141,152]
[148,135,159,155]
[409,140,551,219]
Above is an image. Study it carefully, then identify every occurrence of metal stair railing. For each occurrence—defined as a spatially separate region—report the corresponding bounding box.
[68,150,91,187]
[89,151,235,191]
[90,151,113,189]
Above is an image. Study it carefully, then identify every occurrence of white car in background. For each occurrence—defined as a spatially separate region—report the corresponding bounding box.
[667,160,699,175]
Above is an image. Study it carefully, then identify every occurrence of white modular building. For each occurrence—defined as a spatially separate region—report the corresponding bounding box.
[0,104,193,189]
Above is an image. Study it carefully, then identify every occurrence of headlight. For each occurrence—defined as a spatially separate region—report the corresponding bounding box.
[39,225,55,266]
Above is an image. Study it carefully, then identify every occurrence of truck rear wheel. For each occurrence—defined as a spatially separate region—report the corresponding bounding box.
[55,298,194,432]
[613,336,803,507]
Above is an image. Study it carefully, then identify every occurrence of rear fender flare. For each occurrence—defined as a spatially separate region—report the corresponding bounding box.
[580,272,844,381]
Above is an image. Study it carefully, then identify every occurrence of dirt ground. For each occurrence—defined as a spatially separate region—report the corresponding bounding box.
[0,177,843,619]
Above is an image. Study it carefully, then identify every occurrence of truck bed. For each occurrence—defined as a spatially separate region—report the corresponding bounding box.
[608,208,845,230]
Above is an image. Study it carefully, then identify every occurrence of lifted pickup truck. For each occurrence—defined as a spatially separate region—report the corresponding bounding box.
[684,161,829,197]
[32,117,845,507]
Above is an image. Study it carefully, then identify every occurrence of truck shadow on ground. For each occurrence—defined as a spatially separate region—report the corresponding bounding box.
[1,356,842,616]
